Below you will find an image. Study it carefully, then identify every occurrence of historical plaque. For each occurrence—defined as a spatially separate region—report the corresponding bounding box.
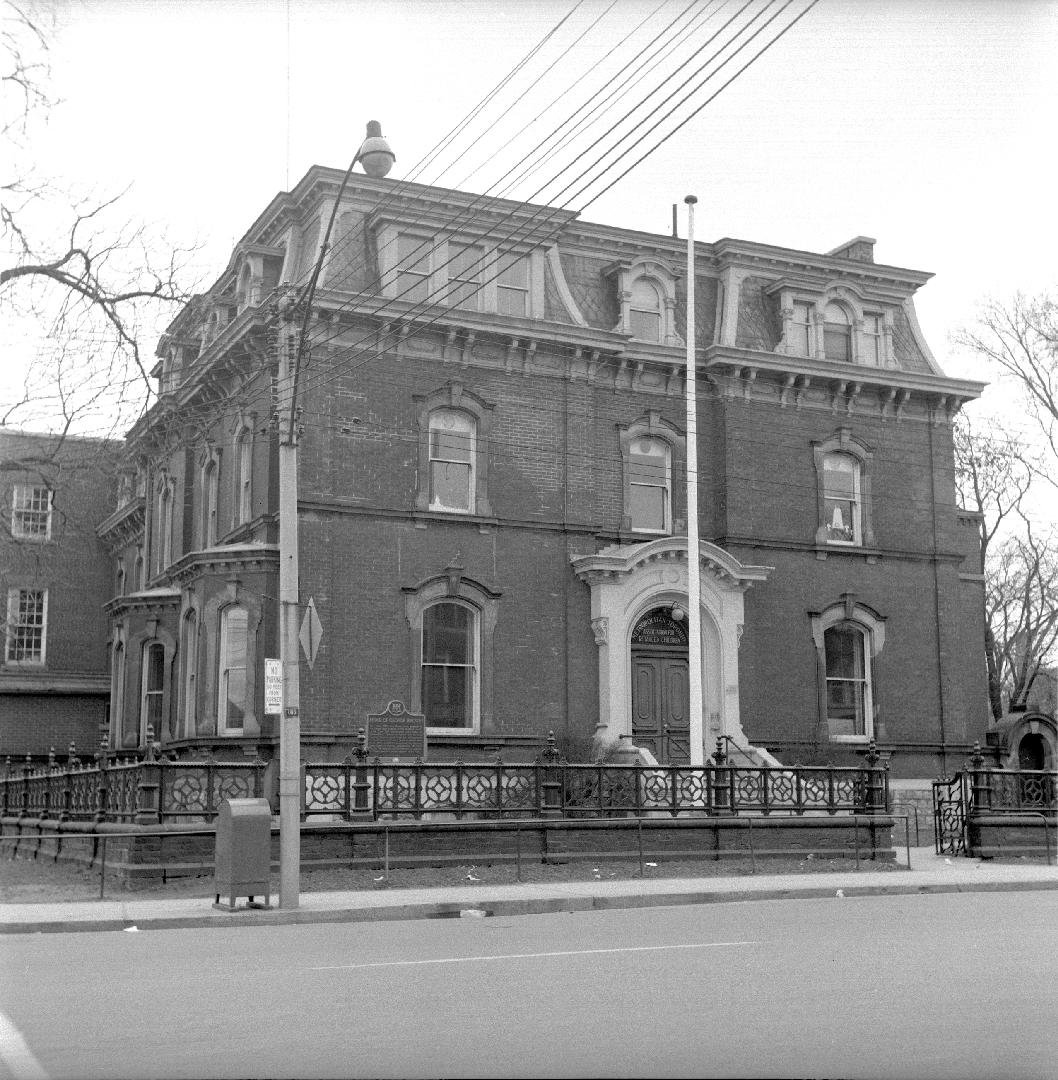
[365,700,428,760]
[630,609,688,647]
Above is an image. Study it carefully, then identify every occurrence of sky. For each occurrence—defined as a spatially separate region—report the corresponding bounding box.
[9,0,1058,478]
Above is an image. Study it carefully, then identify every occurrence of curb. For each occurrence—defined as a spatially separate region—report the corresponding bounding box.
[5,877,1058,935]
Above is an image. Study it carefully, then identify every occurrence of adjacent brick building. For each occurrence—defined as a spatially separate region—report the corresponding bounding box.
[98,168,990,777]
[1,430,116,761]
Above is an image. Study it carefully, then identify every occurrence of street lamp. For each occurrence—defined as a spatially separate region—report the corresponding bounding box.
[276,122,395,910]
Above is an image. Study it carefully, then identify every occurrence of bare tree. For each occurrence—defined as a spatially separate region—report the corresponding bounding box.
[955,291,1058,485]
[954,413,1058,719]
[1,1,197,449]
[985,526,1058,715]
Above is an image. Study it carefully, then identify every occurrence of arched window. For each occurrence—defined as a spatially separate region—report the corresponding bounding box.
[140,642,165,744]
[218,606,248,733]
[824,624,872,739]
[823,302,852,362]
[111,640,126,747]
[115,562,126,598]
[202,460,219,547]
[421,601,478,730]
[428,409,476,513]
[629,437,671,533]
[134,550,145,591]
[155,482,173,575]
[233,429,252,526]
[822,452,861,545]
[629,279,662,342]
[182,610,198,738]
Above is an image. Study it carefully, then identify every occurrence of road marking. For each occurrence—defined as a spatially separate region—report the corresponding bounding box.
[307,940,758,972]
[0,1010,48,1080]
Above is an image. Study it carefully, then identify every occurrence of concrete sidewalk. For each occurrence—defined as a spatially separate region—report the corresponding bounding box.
[3,847,1057,935]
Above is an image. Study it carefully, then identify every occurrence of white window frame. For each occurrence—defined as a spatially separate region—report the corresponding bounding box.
[823,301,853,363]
[789,301,814,357]
[420,599,480,734]
[233,428,253,526]
[218,605,248,734]
[11,484,53,541]
[154,480,174,575]
[862,312,883,366]
[810,599,886,745]
[428,408,476,514]
[378,224,538,318]
[182,610,198,739]
[5,587,47,666]
[448,240,483,312]
[202,459,219,547]
[823,623,874,741]
[628,437,671,534]
[821,452,862,547]
[140,641,165,744]
[629,279,663,343]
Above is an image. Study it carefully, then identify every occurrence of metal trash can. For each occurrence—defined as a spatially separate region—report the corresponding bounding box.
[213,798,272,911]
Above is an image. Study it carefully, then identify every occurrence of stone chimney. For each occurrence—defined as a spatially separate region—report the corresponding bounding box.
[827,236,876,263]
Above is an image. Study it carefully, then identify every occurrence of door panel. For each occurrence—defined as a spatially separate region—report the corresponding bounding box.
[663,660,689,728]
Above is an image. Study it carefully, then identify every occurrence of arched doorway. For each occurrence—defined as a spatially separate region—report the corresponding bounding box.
[630,607,689,762]
[1018,733,1047,771]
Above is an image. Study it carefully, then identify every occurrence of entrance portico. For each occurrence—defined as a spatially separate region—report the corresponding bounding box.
[571,538,772,762]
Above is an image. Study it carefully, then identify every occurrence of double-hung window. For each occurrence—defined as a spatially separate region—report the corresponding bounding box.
[862,313,883,366]
[421,601,478,730]
[629,279,662,342]
[824,624,872,739]
[822,453,860,545]
[202,461,219,547]
[629,438,670,533]
[790,302,813,356]
[823,302,852,362]
[448,242,482,311]
[497,255,529,316]
[428,409,475,513]
[234,430,252,525]
[11,485,52,540]
[218,606,248,732]
[395,234,431,304]
[5,588,47,665]
[141,642,165,742]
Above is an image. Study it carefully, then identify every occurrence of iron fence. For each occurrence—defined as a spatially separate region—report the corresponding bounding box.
[303,756,888,821]
[0,750,266,823]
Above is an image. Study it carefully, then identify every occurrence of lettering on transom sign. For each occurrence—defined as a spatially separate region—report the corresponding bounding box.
[631,609,688,648]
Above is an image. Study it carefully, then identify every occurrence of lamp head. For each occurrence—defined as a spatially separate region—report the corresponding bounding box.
[671,602,684,622]
[357,120,395,178]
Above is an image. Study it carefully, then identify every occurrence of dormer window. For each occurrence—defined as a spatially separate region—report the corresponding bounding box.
[790,301,813,356]
[863,313,883,366]
[497,254,529,317]
[379,225,538,318]
[823,302,852,362]
[629,280,662,342]
[609,258,680,346]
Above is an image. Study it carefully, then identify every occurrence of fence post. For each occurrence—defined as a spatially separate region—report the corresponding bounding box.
[352,727,370,817]
[862,739,886,815]
[134,730,161,825]
[969,741,990,812]
[712,738,731,814]
[540,731,563,818]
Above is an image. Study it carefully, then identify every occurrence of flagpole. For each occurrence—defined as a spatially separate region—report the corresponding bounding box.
[684,195,704,767]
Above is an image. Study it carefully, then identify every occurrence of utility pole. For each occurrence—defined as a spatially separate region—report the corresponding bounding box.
[276,295,302,909]
[684,194,705,768]
[273,122,395,911]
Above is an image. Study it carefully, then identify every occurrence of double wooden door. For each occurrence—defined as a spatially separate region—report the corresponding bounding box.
[631,652,690,763]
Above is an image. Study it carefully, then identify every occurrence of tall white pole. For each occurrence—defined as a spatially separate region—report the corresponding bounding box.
[277,303,301,909]
[684,195,704,768]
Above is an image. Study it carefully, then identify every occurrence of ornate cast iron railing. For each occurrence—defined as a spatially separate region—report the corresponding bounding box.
[303,737,889,822]
[932,742,1058,855]
[0,744,266,823]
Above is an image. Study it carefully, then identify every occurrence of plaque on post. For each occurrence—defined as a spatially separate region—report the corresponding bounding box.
[365,700,427,760]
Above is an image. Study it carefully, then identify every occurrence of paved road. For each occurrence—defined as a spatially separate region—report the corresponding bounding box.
[1,891,1055,1079]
